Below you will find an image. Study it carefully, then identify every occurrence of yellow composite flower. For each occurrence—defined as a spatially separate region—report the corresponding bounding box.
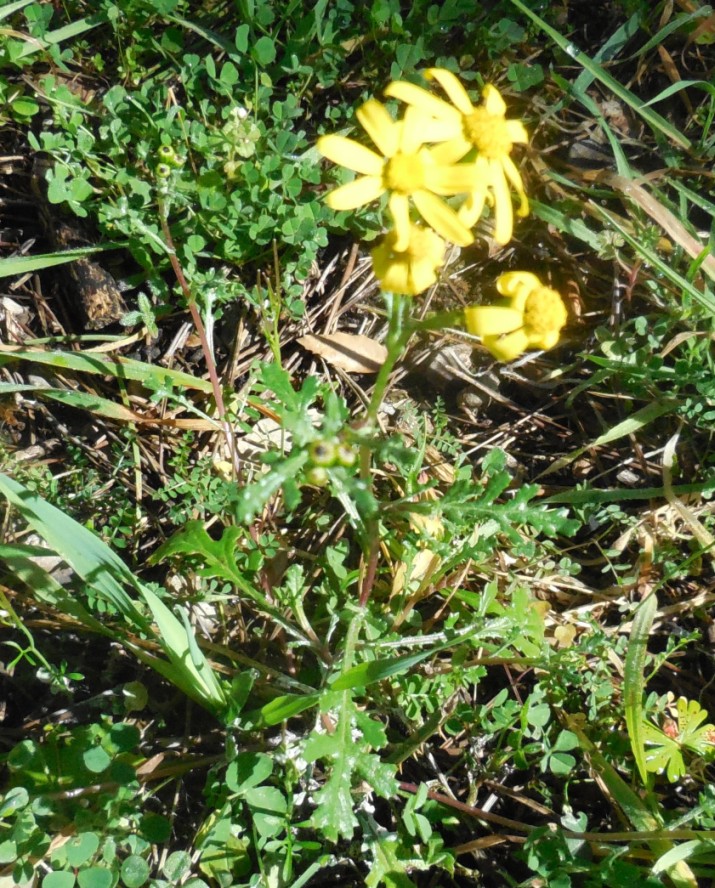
[371,224,445,296]
[464,271,568,362]
[384,69,529,244]
[316,99,475,250]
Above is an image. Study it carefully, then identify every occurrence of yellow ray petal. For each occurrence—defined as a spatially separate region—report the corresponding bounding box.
[489,161,513,244]
[400,106,426,155]
[376,258,410,293]
[530,329,562,350]
[501,155,529,217]
[458,185,488,228]
[426,161,478,196]
[388,192,411,251]
[317,135,384,175]
[506,119,529,144]
[496,271,540,299]
[430,137,472,164]
[384,80,460,124]
[410,257,440,294]
[482,84,506,116]
[483,328,531,362]
[426,68,475,116]
[464,305,522,337]
[413,189,473,246]
[356,99,399,157]
[326,176,385,210]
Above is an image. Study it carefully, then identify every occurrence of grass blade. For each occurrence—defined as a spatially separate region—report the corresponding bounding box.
[0,246,119,278]
[0,347,213,393]
[624,591,658,786]
[509,0,692,149]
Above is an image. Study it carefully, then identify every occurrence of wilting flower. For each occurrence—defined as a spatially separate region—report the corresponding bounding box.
[371,224,445,295]
[317,99,475,250]
[464,271,567,362]
[385,70,529,244]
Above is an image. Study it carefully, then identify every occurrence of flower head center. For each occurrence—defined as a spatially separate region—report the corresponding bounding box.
[523,288,568,336]
[384,151,426,194]
[464,108,512,158]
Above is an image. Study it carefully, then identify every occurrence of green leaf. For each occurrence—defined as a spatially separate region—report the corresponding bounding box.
[42,874,76,888]
[226,752,273,793]
[259,692,320,725]
[0,840,17,864]
[162,852,191,881]
[0,474,149,631]
[0,247,117,278]
[66,833,100,868]
[120,855,150,888]
[0,786,29,816]
[542,400,679,478]
[0,348,212,393]
[304,693,397,842]
[139,813,171,843]
[331,620,509,690]
[252,36,276,65]
[0,475,226,716]
[83,746,111,774]
[624,591,658,786]
[77,868,114,888]
[507,62,544,90]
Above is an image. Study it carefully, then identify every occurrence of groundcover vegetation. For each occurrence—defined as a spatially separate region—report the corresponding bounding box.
[1,0,714,885]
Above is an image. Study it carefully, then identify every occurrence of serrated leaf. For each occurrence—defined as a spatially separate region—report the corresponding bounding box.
[305,692,397,842]
[232,452,308,523]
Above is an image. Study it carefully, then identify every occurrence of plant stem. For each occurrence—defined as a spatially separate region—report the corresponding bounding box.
[157,207,239,474]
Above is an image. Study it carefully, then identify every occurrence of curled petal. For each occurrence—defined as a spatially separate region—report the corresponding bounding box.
[317,135,384,175]
[384,80,460,125]
[413,189,473,246]
[501,154,529,217]
[483,329,531,362]
[326,176,384,210]
[464,305,522,338]
[426,68,475,116]
[482,84,507,116]
[388,192,411,251]
[496,271,540,299]
[489,160,513,245]
[357,99,399,157]
[457,156,490,227]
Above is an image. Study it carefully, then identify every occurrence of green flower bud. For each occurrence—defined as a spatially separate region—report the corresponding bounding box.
[157,144,176,162]
[309,439,338,467]
[335,443,356,467]
[305,466,329,487]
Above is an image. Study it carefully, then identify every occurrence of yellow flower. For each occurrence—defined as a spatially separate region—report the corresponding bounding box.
[464,271,567,362]
[385,70,529,244]
[316,99,475,250]
[371,224,445,295]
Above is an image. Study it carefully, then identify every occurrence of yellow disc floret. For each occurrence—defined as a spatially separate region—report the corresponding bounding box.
[464,108,514,158]
[523,288,568,337]
[384,152,426,193]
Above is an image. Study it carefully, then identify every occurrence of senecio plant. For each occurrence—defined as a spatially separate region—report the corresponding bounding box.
[317,68,568,364]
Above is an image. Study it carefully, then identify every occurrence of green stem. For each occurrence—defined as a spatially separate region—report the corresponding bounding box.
[364,292,411,427]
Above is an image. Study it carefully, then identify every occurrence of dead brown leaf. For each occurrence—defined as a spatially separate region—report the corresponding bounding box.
[297,332,387,374]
